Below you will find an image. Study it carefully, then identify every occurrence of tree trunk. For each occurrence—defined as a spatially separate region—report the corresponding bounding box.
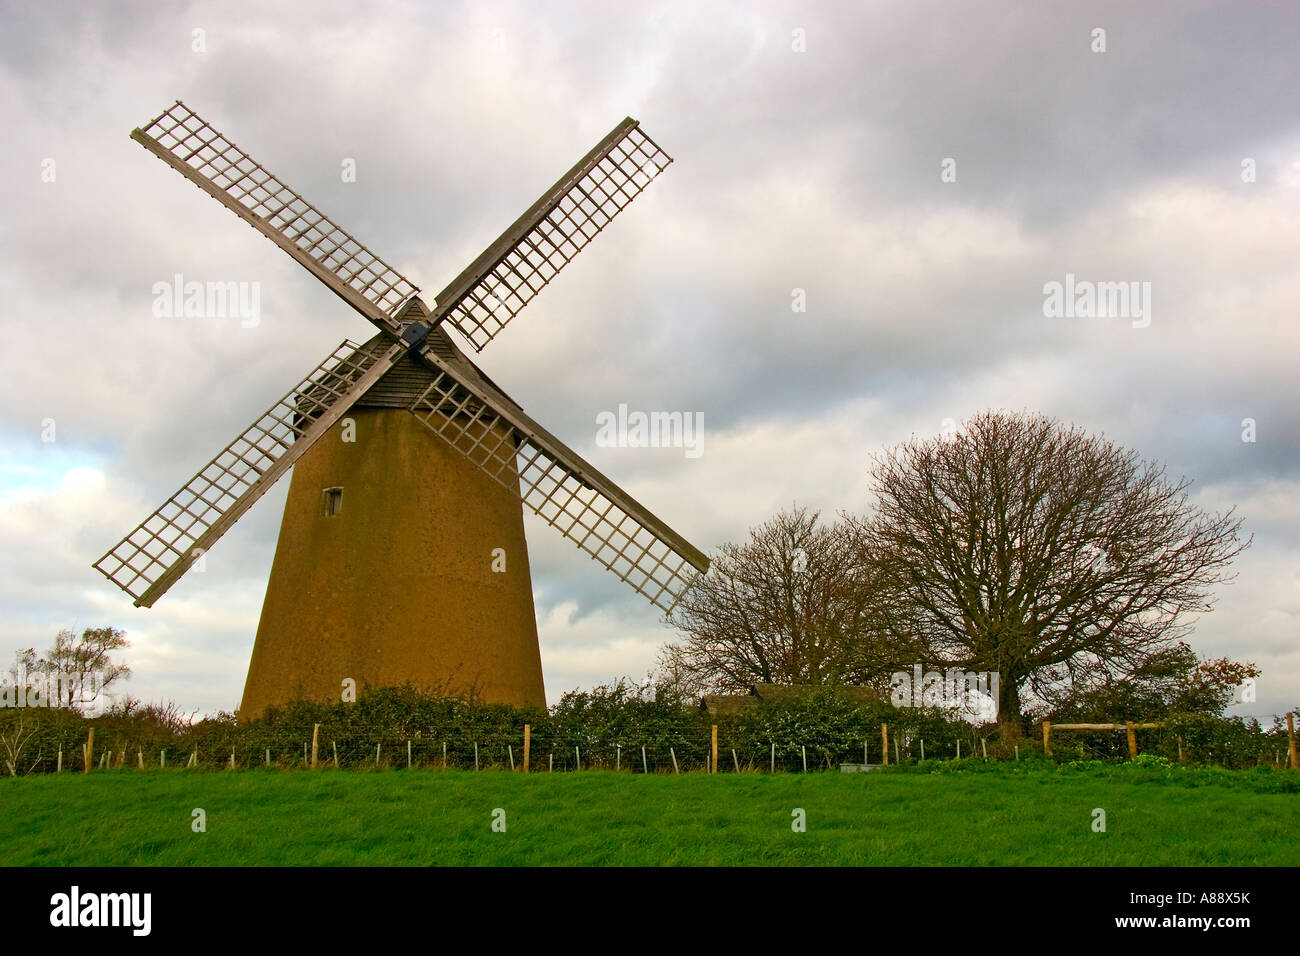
[998,673,1023,742]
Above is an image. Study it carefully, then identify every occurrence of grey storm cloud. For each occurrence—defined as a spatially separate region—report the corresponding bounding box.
[0,0,1296,716]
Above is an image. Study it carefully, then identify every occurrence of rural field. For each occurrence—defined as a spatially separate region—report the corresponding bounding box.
[2,762,1296,866]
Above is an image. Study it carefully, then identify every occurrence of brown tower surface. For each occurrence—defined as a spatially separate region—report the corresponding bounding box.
[238,346,545,720]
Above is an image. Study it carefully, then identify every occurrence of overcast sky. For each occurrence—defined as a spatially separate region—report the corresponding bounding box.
[1,0,1296,720]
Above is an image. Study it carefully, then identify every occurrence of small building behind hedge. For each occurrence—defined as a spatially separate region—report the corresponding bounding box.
[699,683,884,717]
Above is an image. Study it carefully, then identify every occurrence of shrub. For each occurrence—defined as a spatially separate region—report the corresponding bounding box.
[0,684,1289,773]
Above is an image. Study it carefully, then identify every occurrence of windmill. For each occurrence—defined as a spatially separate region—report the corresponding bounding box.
[93,101,709,717]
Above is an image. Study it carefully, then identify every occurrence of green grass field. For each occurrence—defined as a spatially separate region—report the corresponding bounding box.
[2,763,1296,866]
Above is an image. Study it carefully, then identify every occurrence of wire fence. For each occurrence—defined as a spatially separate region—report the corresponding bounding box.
[18,718,1299,775]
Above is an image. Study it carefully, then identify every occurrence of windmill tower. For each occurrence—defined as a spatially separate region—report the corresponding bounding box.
[94,101,709,719]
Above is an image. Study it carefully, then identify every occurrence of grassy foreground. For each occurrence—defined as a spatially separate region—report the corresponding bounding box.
[2,763,1296,866]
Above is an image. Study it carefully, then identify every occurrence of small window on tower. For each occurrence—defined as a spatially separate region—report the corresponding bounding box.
[322,487,343,517]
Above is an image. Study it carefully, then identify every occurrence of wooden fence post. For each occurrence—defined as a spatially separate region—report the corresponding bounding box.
[1042,721,1052,757]
[333,741,339,768]
[711,725,718,774]
[1126,720,1138,760]
[881,723,889,766]
[732,749,740,772]
[642,745,647,774]
[57,750,62,773]
[474,742,479,771]
[617,745,621,771]
[311,724,319,769]
[523,724,531,773]
[670,748,679,774]
[1288,712,1298,770]
[84,728,93,774]
[1177,735,1184,762]
[408,740,412,769]
[801,745,807,773]
[508,745,514,770]
[770,742,775,774]
[575,745,581,770]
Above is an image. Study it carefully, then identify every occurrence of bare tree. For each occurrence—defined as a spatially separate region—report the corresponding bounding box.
[659,506,903,696]
[0,714,42,777]
[852,410,1250,738]
[9,627,131,711]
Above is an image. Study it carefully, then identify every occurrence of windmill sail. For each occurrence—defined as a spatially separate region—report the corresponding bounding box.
[408,331,708,613]
[131,101,419,336]
[93,338,404,606]
[432,118,672,352]
[102,103,707,623]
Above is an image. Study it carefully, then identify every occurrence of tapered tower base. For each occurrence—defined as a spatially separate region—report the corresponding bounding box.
[238,404,544,720]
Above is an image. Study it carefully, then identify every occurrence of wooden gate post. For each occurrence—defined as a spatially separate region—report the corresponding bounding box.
[311,723,319,769]
[523,724,531,773]
[881,723,889,766]
[84,727,94,774]
[1126,720,1138,760]
[711,725,718,774]
[1287,712,1298,770]
[1042,721,1051,757]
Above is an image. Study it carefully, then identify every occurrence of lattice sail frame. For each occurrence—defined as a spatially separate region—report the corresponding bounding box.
[100,103,707,613]
[132,101,418,333]
[408,342,707,614]
[93,339,402,606]
[435,120,672,351]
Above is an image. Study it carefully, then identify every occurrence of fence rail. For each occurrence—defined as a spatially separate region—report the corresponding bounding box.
[8,716,1295,775]
[5,695,1297,777]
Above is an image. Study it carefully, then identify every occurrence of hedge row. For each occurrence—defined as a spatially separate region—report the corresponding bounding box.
[0,682,1292,774]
